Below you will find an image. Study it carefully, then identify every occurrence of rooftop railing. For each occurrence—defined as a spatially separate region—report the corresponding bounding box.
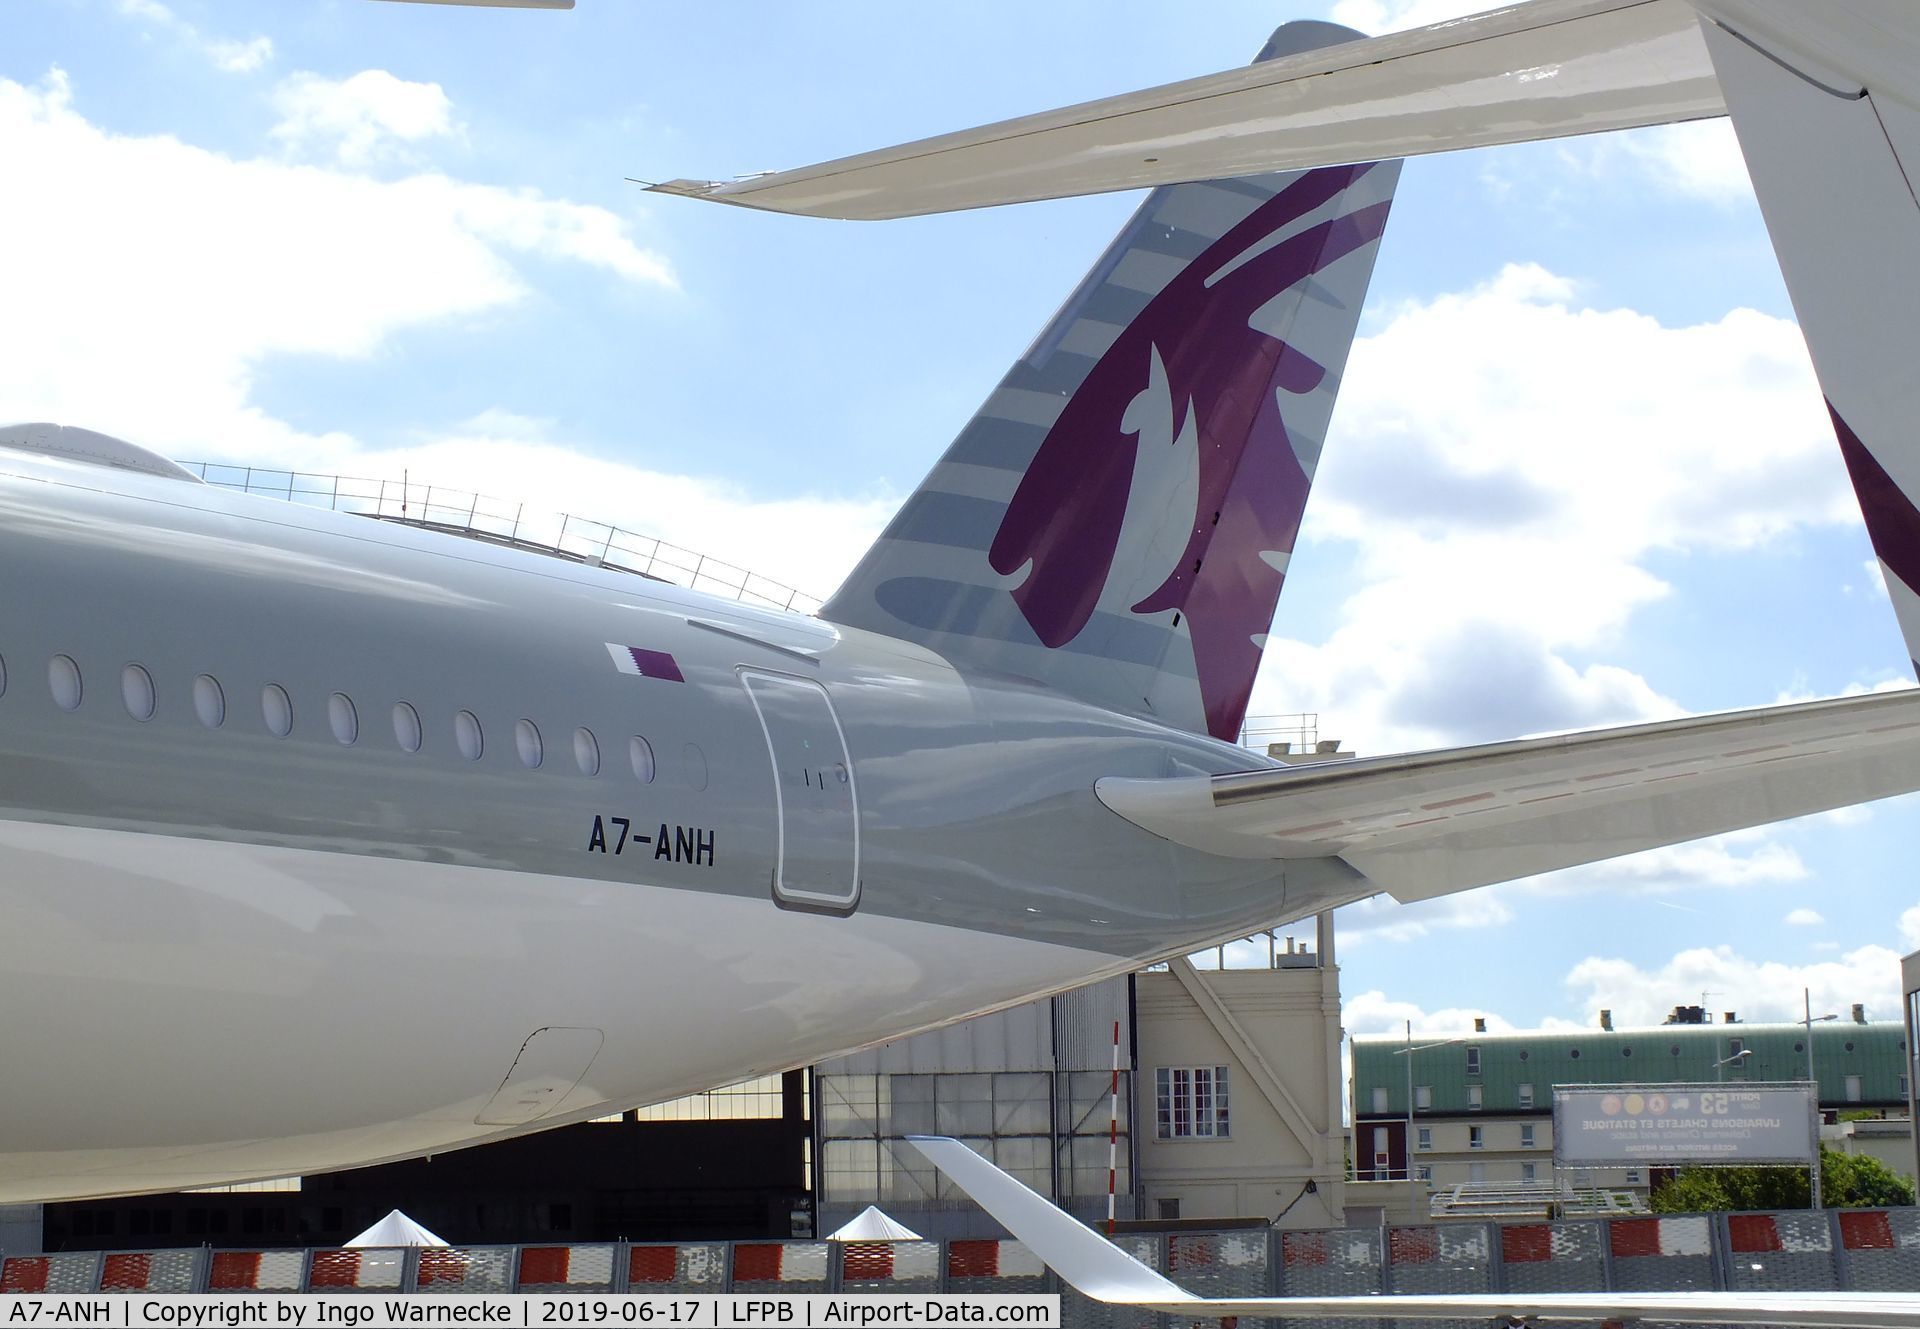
[182,463,823,616]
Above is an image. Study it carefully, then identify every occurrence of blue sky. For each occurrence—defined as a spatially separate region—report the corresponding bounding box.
[6,0,1917,1045]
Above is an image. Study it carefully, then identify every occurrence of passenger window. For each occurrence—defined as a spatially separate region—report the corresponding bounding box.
[261,684,293,737]
[573,727,600,776]
[455,710,484,761]
[515,719,542,769]
[392,702,423,753]
[49,655,82,711]
[194,675,225,728]
[328,693,358,745]
[629,735,655,783]
[121,663,155,721]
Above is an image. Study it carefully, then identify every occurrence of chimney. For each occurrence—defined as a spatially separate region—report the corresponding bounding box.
[1724,1011,1737,1025]
[1852,1003,1867,1024]
[1600,1009,1614,1032]
[1473,1017,1486,1033]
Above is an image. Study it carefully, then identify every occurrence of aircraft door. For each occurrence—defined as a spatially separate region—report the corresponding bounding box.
[739,669,860,912]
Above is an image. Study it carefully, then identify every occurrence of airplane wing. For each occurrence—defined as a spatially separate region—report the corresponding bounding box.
[905,1136,1920,1327]
[1095,689,1920,901]
[647,0,1722,219]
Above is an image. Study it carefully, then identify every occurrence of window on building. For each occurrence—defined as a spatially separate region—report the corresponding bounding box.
[1467,1085,1483,1111]
[1415,1085,1433,1110]
[1371,1087,1389,1114]
[1155,1066,1231,1138]
[1469,1126,1484,1150]
[1520,1124,1535,1148]
[1625,1169,1643,1184]
[1846,1075,1863,1102]
[1517,1083,1534,1109]
[1521,1162,1536,1182]
[1465,1046,1481,1076]
[1469,1161,1486,1184]
[1417,1127,1431,1151]
[1416,1165,1432,1182]
[1157,1199,1180,1220]
[1729,1038,1744,1058]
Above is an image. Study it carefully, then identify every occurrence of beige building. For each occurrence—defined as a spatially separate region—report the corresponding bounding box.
[1131,916,1345,1231]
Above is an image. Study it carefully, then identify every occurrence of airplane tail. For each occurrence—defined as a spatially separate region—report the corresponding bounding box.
[1697,8,1920,675]
[821,21,1400,743]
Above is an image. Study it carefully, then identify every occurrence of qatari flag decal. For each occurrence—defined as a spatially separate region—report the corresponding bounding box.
[605,642,685,683]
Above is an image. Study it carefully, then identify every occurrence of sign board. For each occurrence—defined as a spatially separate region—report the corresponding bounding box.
[1552,1083,1816,1167]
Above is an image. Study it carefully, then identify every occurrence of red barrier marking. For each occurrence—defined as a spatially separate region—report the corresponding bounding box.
[1608,1219,1661,1259]
[1728,1216,1784,1254]
[0,1258,49,1294]
[1283,1233,1327,1268]
[416,1250,469,1287]
[308,1251,361,1288]
[1502,1226,1553,1263]
[947,1241,1001,1279]
[518,1247,572,1286]
[101,1253,152,1291]
[1168,1236,1216,1272]
[841,1244,894,1280]
[209,1252,263,1290]
[630,1247,679,1284]
[1840,1211,1896,1250]
[1389,1229,1438,1265]
[732,1245,784,1283]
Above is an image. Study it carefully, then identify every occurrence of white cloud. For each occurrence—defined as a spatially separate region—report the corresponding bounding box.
[1563,943,1904,1028]
[116,0,273,74]
[1327,0,1488,34]
[271,70,457,167]
[1344,989,1519,1039]
[208,36,274,75]
[0,73,890,600]
[0,69,671,416]
[250,419,894,603]
[1785,908,1825,926]
[1335,889,1515,946]
[1517,833,1808,898]
[1254,263,1846,755]
[1563,121,1754,206]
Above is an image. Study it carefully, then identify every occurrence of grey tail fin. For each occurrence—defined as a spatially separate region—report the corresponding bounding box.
[822,22,1399,741]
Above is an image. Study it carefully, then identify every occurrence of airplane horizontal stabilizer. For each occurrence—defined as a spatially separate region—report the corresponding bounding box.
[648,0,1721,219]
[1094,689,1920,901]
[903,1135,1920,1326]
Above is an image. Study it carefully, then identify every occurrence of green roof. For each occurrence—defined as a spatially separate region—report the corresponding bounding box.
[1352,1022,1909,1116]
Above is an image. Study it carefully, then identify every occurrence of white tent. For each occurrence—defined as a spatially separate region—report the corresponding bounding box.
[344,1209,449,1248]
[825,1205,922,1242]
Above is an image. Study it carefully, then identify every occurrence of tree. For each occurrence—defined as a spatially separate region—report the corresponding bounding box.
[1651,1146,1916,1212]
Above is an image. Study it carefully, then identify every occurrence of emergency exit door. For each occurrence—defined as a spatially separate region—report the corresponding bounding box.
[740,669,860,912]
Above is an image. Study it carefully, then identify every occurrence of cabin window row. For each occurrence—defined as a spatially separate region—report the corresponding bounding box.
[5,653,657,781]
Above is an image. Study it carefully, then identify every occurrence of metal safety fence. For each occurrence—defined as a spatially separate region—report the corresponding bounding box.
[180,463,823,616]
[3,1207,1918,1301]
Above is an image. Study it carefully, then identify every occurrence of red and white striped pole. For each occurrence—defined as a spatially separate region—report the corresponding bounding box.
[1107,1018,1120,1237]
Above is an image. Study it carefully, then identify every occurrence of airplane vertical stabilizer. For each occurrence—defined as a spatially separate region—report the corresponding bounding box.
[1698,2,1920,673]
[822,22,1400,742]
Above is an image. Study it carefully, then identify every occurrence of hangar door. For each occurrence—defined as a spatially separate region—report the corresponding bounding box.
[740,669,860,912]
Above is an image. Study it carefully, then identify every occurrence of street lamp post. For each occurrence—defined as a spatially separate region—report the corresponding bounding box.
[1805,989,1840,1210]
[1712,1048,1752,1082]
[1394,1025,1464,1224]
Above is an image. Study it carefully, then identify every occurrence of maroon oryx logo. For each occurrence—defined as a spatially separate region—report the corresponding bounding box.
[987,164,1391,739]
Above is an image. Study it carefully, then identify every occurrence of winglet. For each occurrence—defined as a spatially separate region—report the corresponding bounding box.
[901,1136,1195,1305]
